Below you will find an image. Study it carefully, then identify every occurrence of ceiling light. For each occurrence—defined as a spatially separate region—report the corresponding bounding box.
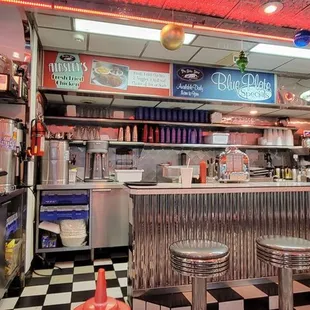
[300,90,310,102]
[250,110,258,115]
[74,18,196,45]
[251,43,310,59]
[262,1,283,14]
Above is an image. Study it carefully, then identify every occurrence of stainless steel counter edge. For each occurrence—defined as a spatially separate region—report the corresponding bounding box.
[127,182,310,195]
[36,182,125,190]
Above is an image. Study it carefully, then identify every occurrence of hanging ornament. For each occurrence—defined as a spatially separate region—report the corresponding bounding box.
[294,29,310,47]
[160,24,185,51]
[236,51,248,73]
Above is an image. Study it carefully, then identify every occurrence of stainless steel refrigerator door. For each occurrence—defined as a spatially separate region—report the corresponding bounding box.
[91,189,129,248]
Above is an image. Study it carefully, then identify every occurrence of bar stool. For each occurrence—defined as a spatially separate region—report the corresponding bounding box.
[256,235,310,310]
[169,240,229,310]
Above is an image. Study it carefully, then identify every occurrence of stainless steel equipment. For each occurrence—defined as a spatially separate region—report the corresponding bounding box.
[85,141,109,182]
[91,188,129,248]
[0,117,17,192]
[41,140,69,185]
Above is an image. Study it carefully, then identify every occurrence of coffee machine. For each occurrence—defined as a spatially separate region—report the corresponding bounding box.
[85,141,109,182]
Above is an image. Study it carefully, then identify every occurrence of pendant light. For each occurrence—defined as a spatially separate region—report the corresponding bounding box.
[294,29,310,47]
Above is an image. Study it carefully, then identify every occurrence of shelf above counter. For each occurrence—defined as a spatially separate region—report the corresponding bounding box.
[69,140,305,151]
[44,116,297,131]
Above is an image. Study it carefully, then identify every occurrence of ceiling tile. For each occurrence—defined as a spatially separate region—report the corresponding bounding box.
[35,14,72,30]
[157,101,203,109]
[264,109,309,117]
[230,106,278,116]
[38,28,87,50]
[247,53,292,71]
[275,59,310,74]
[142,42,199,62]
[197,104,241,112]
[63,95,112,105]
[192,36,256,51]
[112,98,159,107]
[89,34,147,57]
[190,48,233,65]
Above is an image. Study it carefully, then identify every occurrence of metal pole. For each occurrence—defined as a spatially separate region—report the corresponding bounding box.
[278,268,293,310]
[192,278,206,310]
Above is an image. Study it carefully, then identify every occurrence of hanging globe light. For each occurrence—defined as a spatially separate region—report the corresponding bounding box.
[160,24,185,51]
[294,29,310,47]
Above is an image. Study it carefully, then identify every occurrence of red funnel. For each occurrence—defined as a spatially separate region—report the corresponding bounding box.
[75,269,130,310]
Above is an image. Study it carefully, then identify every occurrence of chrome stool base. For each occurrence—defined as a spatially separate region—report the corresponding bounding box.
[169,240,229,310]
[257,236,310,310]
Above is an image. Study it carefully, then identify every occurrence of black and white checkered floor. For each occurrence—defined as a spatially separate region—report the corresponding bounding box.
[2,249,310,310]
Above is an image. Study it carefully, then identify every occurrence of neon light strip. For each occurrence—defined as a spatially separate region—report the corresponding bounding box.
[1,0,52,8]
[0,0,293,43]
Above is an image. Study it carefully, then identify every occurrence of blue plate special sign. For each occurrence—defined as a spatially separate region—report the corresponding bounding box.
[172,64,276,104]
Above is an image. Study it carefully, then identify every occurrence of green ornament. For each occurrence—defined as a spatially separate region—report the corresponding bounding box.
[236,51,248,73]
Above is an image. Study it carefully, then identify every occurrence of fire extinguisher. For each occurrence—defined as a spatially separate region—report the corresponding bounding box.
[30,118,46,157]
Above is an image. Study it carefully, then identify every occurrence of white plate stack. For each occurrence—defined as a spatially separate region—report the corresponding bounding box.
[60,220,87,247]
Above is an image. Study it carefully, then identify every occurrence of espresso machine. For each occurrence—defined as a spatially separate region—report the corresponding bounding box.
[85,141,109,182]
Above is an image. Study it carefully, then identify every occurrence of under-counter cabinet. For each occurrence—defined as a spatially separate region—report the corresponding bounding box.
[91,189,129,248]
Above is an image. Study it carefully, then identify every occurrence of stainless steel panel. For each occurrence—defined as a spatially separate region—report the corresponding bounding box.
[130,191,310,291]
[0,201,7,299]
[91,189,129,248]
[41,140,69,185]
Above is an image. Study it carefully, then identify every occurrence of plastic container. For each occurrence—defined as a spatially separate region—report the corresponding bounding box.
[69,169,77,184]
[60,235,86,247]
[40,205,89,221]
[204,133,229,145]
[6,213,19,238]
[41,191,89,205]
[5,239,22,276]
[115,169,144,182]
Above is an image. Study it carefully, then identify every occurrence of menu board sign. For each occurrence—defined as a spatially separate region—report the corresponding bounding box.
[43,51,170,97]
[172,64,276,104]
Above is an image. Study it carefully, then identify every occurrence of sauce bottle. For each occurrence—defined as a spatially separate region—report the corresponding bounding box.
[160,127,165,143]
[171,127,176,143]
[166,127,171,143]
[200,160,207,183]
[142,124,148,143]
[148,127,154,143]
[132,125,138,142]
[155,127,160,143]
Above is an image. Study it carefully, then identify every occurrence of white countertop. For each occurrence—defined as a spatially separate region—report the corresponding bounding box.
[128,182,310,195]
[37,182,124,190]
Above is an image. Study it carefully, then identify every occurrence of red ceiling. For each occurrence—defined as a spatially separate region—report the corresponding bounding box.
[113,0,310,30]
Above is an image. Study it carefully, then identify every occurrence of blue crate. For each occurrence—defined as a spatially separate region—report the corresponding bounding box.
[40,205,89,221]
[41,193,89,205]
[6,216,19,239]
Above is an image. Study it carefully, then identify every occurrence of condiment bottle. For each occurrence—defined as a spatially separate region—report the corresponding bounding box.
[160,127,165,143]
[155,127,160,143]
[182,128,187,144]
[200,160,207,183]
[166,127,171,143]
[171,127,176,143]
[148,127,154,143]
[125,126,131,142]
[142,124,148,143]
[177,128,182,144]
[118,127,124,141]
[132,125,138,142]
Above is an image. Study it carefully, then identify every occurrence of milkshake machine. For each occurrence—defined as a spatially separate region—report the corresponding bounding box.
[84,141,109,181]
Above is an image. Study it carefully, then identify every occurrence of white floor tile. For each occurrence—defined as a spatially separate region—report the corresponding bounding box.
[146,302,160,310]
[295,306,310,310]
[107,287,123,298]
[232,285,267,299]
[269,295,279,310]
[95,270,117,280]
[14,307,42,310]
[50,274,73,285]
[219,300,244,310]
[71,302,84,309]
[113,263,128,271]
[44,292,72,306]
[73,265,94,274]
[32,269,53,277]
[21,285,49,297]
[132,299,146,310]
[0,297,18,310]
[55,261,74,269]
[73,280,96,292]
[118,277,127,287]
[183,291,217,304]
[293,281,310,293]
[94,258,113,266]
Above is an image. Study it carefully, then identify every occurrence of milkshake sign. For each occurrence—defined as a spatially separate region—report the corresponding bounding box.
[172,64,276,104]
[211,72,273,102]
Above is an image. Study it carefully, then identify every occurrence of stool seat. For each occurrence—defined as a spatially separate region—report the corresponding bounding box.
[257,236,310,252]
[170,240,229,260]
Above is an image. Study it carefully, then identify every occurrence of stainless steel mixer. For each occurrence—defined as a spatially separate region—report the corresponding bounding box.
[84,141,109,182]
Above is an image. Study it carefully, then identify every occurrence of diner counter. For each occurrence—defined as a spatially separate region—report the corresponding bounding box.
[36,182,124,190]
[128,181,310,296]
[128,181,310,195]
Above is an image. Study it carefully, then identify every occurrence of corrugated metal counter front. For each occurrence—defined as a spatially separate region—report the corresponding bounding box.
[128,184,310,295]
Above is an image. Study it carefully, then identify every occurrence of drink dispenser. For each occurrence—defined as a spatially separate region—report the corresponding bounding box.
[85,141,109,181]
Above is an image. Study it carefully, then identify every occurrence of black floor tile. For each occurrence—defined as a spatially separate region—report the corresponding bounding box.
[244,297,269,310]
[206,303,219,310]
[139,292,191,308]
[294,292,310,307]
[74,259,93,267]
[116,297,125,302]
[4,287,23,298]
[71,290,96,303]
[209,287,243,303]
[112,257,129,264]
[94,264,114,272]
[298,279,310,288]
[255,282,279,296]
[121,287,127,296]
[47,283,73,294]
[25,276,51,286]
[116,270,127,278]
[42,304,71,310]
[14,295,46,308]
[73,273,95,282]
[106,278,121,288]
[52,267,74,276]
